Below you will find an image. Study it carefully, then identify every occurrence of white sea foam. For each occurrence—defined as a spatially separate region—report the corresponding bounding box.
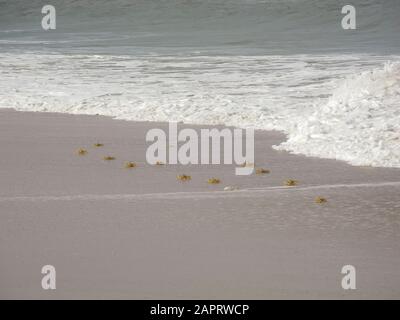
[0,52,399,168]
[276,62,400,168]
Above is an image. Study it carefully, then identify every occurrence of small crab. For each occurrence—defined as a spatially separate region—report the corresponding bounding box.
[103,156,116,161]
[124,162,136,168]
[285,179,298,187]
[77,148,88,156]
[207,178,221,184]
[255,168,270,174]
[177,174,191,181]
[93,143,104,147]
[315,197,327,204]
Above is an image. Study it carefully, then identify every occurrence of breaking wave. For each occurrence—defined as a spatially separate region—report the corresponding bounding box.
[276,62,400,167]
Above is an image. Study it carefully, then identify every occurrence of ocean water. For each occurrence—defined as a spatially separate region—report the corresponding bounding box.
[0,0,399,167]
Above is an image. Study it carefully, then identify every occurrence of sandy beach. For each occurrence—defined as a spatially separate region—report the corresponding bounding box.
[0,108,399,299]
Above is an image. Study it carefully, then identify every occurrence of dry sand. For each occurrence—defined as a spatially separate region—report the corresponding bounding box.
[0,109,399,299]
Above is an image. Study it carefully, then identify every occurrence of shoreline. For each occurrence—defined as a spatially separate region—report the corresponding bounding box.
[3,107,400,170]
[1,108,400,299]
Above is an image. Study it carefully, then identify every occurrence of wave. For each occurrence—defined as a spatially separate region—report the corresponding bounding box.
[0,51,399,168]
[276,62,400,167]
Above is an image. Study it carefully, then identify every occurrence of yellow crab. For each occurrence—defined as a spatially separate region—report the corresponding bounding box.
[285,179,298,186]
[177,174,191,181]
[315,197,327,204]
[124,162,136,168]
[256,168,270,174]
[77,148,88,156]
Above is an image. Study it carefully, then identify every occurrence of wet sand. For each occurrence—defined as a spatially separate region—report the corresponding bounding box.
[0,109,399,299]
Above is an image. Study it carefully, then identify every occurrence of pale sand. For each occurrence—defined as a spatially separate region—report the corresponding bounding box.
[0,109,399,299]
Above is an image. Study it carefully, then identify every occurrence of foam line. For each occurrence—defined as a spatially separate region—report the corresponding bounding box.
[1,181,399,203]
